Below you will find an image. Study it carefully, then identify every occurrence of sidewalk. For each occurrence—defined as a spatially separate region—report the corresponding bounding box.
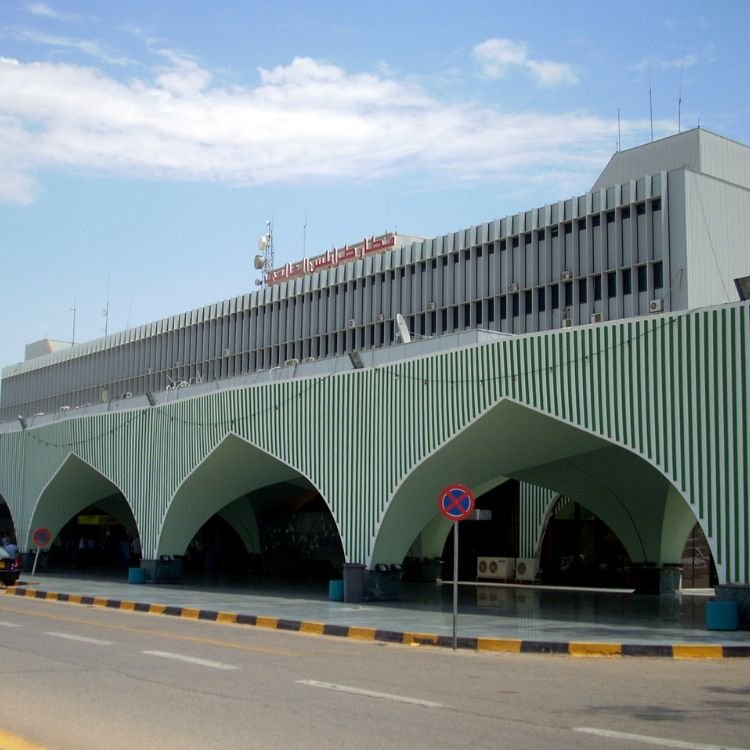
[5,573,749,658]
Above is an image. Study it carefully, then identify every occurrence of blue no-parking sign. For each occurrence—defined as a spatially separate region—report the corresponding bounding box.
[438,484,475,522]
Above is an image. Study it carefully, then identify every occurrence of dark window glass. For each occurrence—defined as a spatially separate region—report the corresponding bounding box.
[578,278,587,303]
[500,296,507,319]
[452,307,459,329]
[537,229,545,242]
[512,294,519,317]
[464,305,471,327]
[476,248,483,258]
[636,202,646,216]
[525,233,532,245]
[622,268,632,295]
[652,198,662,211]
[607,271,617,298]
[607,211,615,223]
[564,281,573,306]
[538,287,546,312]
[592,215,601,228]
[500,239,506,251]
[653,261,664,289]
[578,218,586,231]
[621,207,630,220]
[488,299,495,323]
[551,226,559,238]
[475,301,482,325]
[442,309,448,330]
[594,275,602,301]
[551,285,560,309]
[564,222,572,234]
[443,256,448,267]
[524,292,532,315]
[512,236,519,248]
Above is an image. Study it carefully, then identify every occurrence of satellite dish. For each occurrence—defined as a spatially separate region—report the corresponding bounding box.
[396,313,411,344]
[253,254,265,270]
[258,235,269,250]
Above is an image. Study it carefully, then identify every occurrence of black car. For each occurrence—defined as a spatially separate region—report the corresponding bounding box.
[0,546,21,586]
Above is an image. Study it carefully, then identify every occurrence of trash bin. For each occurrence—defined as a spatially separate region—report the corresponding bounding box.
[128,567,146,584]
[328,579,344,601]
[705,600,739,630]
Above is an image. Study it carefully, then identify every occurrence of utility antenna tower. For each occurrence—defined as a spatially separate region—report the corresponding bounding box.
[254,220,275,287]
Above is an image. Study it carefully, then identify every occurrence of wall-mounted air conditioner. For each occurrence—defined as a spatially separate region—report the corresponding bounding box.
[426,301,437,311]
[508,282,519,293]
[347,318,356,329]
[649,299,663,313]
[376,313,385,322]
[561,270,573,281]
[590,312,602,323]
[515,558,539,583]
[477,556,516,581]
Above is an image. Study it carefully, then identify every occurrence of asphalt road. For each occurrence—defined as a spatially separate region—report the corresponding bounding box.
[0,596,748,750]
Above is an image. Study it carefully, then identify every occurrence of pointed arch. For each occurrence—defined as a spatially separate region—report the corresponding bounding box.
[27,453,138,550]
[156,432,339,558]
[370,399,703,571]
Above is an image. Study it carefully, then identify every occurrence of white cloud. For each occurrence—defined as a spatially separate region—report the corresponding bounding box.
[0,52,631,205]
[27,2,59,18]
[473,38,579,87]
[15,29,133,66]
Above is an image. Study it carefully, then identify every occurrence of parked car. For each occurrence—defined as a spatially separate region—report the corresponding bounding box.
[0,545,21,586]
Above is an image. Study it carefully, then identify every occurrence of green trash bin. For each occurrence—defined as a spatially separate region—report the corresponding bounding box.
[128,567,146,584]
[705,600,739,630]
[328,579,344,601]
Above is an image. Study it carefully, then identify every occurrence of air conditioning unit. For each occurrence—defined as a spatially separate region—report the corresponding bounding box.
[426,301,437,311]
[284,358,299,367]
[561,270,573,281]
[347,318,356,329]
[222,348,230,357]
[562,318,573,328]
[649,299,663,313]
[376,313,385,322]
[477,556,516,581]
[121,392,133,399]
[508,282,519,293]
[516,558,540,583]
[590,312,603,324]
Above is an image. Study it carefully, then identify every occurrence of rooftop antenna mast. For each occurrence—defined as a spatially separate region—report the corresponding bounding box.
[649,65,654,142]
[678,60,684,133]
[617,107,621,152]
[254,220,275,287]
[70,302,77,345]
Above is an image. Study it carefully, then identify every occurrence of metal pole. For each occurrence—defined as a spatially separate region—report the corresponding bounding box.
[31,546,40,577]
[452,521,459,650]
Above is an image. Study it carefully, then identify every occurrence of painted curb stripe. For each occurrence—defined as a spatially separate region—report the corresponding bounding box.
[569,642,622,657]
[4,588,748,658]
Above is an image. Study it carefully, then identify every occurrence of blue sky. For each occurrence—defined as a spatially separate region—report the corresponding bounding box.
[1,0,748,372]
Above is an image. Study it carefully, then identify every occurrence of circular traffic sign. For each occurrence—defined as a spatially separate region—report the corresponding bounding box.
[32,527,51,548]
[438,484,476,521]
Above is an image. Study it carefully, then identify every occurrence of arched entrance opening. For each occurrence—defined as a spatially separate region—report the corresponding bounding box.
[48,495,139,572]
[158,435,345,585]
[539,497,632,587]
[28,454,139,576]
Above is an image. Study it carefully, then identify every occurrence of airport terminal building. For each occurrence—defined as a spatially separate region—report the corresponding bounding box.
[0,128,748,598]
[3,127,748,421]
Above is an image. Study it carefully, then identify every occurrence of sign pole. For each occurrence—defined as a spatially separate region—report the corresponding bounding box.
[452,521,459,650]
[437,484,475,653]
[30,527,51,578]
[31,546,41,577]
